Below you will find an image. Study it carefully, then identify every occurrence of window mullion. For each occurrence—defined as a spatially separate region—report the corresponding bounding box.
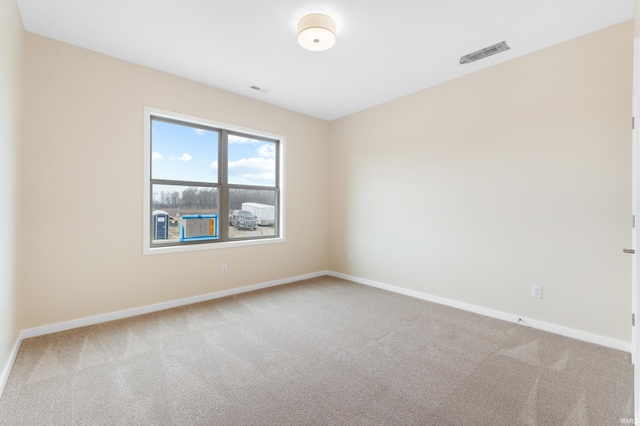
[151,179,219,188]
[219,130,229,241]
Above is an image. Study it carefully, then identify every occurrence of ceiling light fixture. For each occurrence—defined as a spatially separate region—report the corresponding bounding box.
[297,14,336,52]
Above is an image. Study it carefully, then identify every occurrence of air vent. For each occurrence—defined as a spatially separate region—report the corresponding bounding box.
[249,84,270,93]
[460,41,510,64]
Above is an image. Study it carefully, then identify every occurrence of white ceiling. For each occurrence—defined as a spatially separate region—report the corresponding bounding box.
[17,0,634,121]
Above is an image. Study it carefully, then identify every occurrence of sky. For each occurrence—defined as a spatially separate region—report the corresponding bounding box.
[151,119,276,186]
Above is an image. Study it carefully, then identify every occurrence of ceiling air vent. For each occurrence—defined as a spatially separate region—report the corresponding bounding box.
[460,41,510,64]
[249,84,270,93]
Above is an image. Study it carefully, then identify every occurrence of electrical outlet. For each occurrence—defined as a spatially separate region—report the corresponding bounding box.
[348,254,353,263]
[531,285,542,299]
[221,264,228,274]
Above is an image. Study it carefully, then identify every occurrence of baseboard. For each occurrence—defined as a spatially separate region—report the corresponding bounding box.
[20,270,329,340]
[0,337,22,400]
[328,271,632,353]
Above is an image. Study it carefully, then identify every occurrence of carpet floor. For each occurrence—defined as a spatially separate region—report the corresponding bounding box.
[0,276,634,425]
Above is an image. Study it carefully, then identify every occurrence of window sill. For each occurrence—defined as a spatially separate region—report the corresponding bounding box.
[144,236,285,256]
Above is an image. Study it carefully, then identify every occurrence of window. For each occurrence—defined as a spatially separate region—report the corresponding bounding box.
[144,108,284,253]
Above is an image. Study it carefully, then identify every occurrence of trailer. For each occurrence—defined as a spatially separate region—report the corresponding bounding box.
[241,202,275,226]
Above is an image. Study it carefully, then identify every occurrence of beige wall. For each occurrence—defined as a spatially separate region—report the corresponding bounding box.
[329,22,633,341]
[20,34,330,329]
[0,0,23,375]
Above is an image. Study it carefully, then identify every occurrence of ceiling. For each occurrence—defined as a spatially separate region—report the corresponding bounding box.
[17,0,634,121]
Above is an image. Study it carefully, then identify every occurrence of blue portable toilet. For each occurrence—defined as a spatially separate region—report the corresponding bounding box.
[153,210,170,239]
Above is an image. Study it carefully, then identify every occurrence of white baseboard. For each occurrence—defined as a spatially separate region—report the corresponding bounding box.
[20,270,329,339]
[328,271,632,353]
[0,337,21,400]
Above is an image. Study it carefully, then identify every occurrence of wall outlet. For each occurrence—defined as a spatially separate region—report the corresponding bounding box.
[348,254,353,263]
[531,285,542,299]
[221,264,228,274]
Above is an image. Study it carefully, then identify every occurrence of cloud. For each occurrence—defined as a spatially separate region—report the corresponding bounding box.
[228,157,275,185]
[152,152,163,160]
[257,144,275,159]
[170,153,192,162]
[209,160,218,173]
[229,135,257,145]
[193,128,207,135]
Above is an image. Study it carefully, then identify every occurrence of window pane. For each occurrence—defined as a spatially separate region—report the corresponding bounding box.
[151,184,219,244]
[228,188,277,239]
[151,118,218,183]
[228,134,276,187]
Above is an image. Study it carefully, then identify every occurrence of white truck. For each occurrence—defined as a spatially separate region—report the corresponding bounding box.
[241,202,275,226]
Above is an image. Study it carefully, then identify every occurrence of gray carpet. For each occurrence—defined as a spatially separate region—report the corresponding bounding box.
[0,276,634,425]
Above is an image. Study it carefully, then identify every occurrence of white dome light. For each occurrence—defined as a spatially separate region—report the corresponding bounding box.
[297,14,336,52]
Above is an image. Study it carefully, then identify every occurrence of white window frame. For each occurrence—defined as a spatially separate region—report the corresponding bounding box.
[143,106,285,255]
